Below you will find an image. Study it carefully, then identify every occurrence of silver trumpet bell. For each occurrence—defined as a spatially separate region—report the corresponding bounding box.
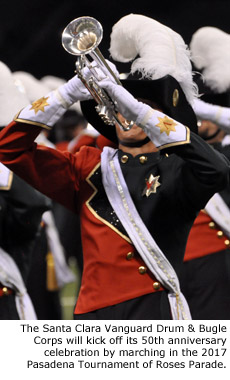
[62,16,134,131]
[62,16,103,56]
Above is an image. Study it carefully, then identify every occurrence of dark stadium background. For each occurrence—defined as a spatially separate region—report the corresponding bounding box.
[0,0,229,318]
[1,0,229,81]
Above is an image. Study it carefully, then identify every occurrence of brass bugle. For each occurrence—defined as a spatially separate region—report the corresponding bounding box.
[62,16,134,130]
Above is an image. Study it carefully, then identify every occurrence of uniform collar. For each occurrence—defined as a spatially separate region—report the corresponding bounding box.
[118,150,161,166]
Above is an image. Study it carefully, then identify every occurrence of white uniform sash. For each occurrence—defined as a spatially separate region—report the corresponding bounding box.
[0,248,37,319]
[205,193,230,238]
[0,163,13,190]
[101,147,191,320]
[42,211,76,287]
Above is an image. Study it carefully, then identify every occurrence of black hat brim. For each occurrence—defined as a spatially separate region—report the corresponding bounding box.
[193,73,230,107]
[80,75,198,144]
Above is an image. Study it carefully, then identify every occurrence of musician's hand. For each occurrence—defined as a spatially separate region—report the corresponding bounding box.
[87,59,120,83]
[58,59,119,105]
[193,98,230,131]
[99,78,150,125]
[58,72,92,104]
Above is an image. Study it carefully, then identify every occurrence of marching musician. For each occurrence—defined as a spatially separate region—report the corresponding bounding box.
[0,14,229,320]
[180,26,230,319]
[0,61,51,319]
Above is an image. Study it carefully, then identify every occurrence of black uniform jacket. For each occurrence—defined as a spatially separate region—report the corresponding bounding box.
[0,121,229,313]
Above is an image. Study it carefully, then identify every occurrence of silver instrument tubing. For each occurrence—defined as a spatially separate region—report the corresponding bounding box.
[62,16,134,131]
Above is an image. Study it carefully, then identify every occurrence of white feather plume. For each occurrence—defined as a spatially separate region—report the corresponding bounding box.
[190,27,230,93]
[12,71,50,102]
[109,14,197,103]
[0,61,29,126]
[41,75,66,91]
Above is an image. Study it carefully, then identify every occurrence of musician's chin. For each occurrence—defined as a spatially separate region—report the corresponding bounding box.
[115,123,147,141]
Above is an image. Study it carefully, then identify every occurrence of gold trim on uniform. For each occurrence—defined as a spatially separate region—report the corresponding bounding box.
[14,112,51,130]
[2,287,10,295]
[157,127,190,151]
[138,266,147,274]
[126,251,135,260]
[209,221,215,229]
[0,169,13,190]
[121,155,129,164]
[139,156,148,164]
[153,281,161,290]
[109,159,189,319]
[86,163,132,244]
[172,89,179,107]
[46,251,58,291]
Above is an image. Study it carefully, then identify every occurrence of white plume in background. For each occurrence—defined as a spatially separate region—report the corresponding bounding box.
[12,71,50,102]
[41,74,83,115]
[109,13,197,103]
[0,62,29,126]
[190,26,230,93]
[41,75,66,90]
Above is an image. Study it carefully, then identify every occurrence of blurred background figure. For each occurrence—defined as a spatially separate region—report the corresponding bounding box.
[40,71,118,289]
[179,26,230,320]
[39,74,87,305]
[4,66,111,319]
[0,61,51,319]
[11,68,77,319]
[40,73,87,150]
[54,110,88,151]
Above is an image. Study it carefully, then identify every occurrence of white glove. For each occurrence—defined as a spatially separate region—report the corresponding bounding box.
[88,59,120,82]
[192,98,230,132]
[58,68,92,105]
[15,61,119,129]
[17,67,94,128]
[58,59,120,105]
[99,78,150,124]
[99,78,189,149]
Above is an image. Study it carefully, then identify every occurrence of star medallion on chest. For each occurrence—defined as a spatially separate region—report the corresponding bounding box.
[30,96,50,114]
[142,174,161,197]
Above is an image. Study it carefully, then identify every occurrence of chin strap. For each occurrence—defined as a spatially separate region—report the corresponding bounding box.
[200,127,221,141]
[118,136,150,147]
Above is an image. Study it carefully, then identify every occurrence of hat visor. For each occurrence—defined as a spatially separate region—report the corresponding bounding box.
[81,100,118,144]
[80,75,197,143]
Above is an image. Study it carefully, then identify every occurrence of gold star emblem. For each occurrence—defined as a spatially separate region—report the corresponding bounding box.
[30,96,50,114]
[142,174,161,197]
[156,116,177,136]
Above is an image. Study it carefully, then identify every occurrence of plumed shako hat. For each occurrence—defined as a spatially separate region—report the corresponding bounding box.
[0,62,29,127]
[81,13,198,143]
[190,26,230,106]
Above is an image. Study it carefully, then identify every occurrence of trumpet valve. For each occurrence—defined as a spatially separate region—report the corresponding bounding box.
[95,105,114,125]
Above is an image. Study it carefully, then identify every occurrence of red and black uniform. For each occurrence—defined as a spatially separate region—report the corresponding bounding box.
[0,171,50,319]
[180,143,230,320]
[0,121,229,319]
